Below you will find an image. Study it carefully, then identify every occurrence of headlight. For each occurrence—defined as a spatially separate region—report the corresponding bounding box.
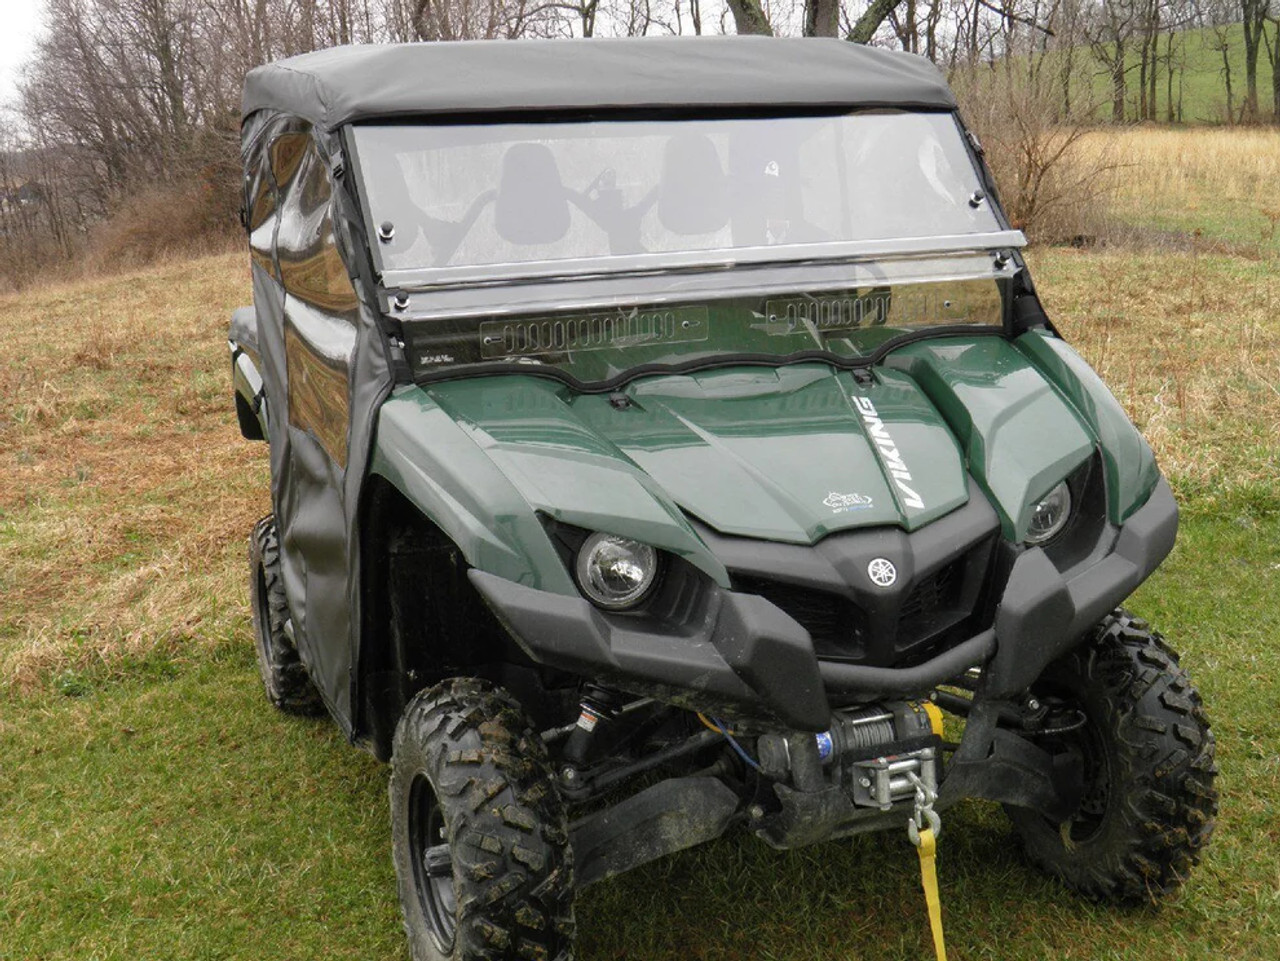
[575,533,659,610]
[1025,481,1072,545]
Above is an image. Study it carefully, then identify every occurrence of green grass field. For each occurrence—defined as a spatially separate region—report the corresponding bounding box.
[2,130,1278,959]
[3,511,1277,960]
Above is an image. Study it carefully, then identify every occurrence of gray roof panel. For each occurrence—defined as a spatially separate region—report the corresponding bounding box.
[242,36,956,131]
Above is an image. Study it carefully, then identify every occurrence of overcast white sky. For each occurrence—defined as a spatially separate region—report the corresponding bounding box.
[0,0,44,104]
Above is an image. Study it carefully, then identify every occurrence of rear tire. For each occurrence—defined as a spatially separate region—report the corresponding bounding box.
[248,515,324,716]
[1006,609,1218,903]
[390,678,575,961]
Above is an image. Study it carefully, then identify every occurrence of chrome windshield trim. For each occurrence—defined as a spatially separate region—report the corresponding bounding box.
[387,252,1019,323]
[381,230,1027,292]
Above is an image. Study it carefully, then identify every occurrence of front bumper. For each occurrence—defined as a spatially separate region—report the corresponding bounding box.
[469,477,1178,730]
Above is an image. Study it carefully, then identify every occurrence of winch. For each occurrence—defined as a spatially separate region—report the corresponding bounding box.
[758,701,944,811]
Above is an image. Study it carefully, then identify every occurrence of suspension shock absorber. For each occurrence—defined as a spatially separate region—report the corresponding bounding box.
[559,685,622,784]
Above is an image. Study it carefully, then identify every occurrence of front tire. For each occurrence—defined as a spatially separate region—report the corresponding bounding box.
[1006,609,1218,903]
[390,678,575,961]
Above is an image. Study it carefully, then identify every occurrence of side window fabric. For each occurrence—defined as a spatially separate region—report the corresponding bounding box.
[242,123,289,279]
[278,140,359,316]
[275,132,357,469]
[269,132,309,192]
[247,158,276,230]
[246,153,277,279]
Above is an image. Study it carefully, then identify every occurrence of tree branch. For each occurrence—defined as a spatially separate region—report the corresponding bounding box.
[848,0,903,43]
[973,0,1055,36]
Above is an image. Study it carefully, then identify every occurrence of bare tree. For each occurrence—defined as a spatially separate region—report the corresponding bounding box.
[806,0,841,35]
[724,0,773,33]
[1241,0,1271,121]
[1263,11,1280,120]
[1208,20,1237,121]
[1086,0,1143,122]
[952,24,1114,241]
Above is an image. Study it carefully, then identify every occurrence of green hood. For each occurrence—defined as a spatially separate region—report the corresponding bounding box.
[424,363,972,545]
[373,334,1155,595]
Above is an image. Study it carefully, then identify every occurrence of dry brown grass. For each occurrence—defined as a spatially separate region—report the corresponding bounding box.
[1079,126,1280,251]
[1005,128,1280,498]
[1095,126,1280,209]
[1029,246,1280,499]
[0,253,265,690]
[82,181,242,276]
[0,175,241,295]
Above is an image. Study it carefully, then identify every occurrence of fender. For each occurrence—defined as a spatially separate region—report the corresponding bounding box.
[368,381,731,594]
[1014,330,1161,524]
[886,337,1098,540]
[229,305,269,440]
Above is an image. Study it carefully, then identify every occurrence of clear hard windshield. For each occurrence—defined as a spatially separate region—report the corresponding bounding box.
[352,111,1005,281]
[353,111,1018,386]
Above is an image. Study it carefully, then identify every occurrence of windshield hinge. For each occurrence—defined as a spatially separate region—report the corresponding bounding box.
[852,367,876,387]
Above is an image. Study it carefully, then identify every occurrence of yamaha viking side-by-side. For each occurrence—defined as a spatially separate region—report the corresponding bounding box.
[228,37,1217,961]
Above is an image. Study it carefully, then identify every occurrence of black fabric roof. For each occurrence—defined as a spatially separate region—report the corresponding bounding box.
[241,36,956,131]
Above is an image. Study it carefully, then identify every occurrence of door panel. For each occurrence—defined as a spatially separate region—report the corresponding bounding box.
[269,126,361,720]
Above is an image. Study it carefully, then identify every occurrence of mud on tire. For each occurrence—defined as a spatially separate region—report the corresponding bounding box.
[249,515,324,715]
[1006,609,1218,903]
[390,678,575,961]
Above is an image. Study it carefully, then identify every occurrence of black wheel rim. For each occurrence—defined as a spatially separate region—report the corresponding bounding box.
[1062,712,1112,843]
[409,773,457,952]
[252,565,275,670]
[1034,691,1112,844]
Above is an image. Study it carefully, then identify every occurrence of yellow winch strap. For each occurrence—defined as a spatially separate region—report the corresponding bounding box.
[916,827,947,961]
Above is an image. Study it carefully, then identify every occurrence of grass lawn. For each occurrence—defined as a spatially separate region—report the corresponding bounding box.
[2,512,1277,961]
[2,129,1278,959]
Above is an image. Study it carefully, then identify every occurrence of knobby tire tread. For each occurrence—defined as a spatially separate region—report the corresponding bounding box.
[249,515,324,716]
[391,678,575,961]
[1008,608,1218,903]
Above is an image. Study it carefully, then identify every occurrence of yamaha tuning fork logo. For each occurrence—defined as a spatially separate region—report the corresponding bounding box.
[867,557,898,587]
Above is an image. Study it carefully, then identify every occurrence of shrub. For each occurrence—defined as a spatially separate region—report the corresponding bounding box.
[82,168,240,275]
[951,60,1119,245]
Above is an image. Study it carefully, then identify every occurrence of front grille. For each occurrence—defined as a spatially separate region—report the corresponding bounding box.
[733,576,867,660]
[894,557,978,657]
[733,541,991,668]
[900,559,964,624]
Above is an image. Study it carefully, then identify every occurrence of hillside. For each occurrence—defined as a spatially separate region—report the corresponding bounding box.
[1076,21,1279,123]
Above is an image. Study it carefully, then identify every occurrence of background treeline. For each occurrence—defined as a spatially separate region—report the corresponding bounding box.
[1,0,1278,289]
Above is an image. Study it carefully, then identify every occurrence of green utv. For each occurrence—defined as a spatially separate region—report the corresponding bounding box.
[230,37,1217,961]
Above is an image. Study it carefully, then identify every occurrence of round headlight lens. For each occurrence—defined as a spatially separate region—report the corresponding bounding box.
[1026,481,1072,545]
[575,533,659,610]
